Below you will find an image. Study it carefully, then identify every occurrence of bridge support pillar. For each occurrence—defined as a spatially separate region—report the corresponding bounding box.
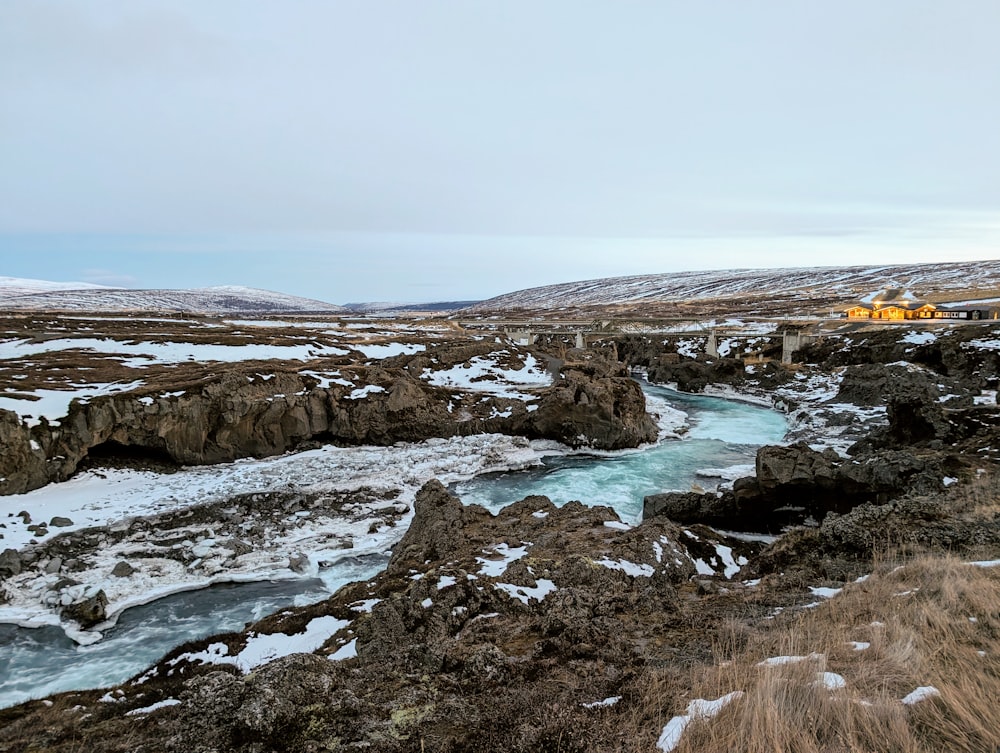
[575,332,585,349]
[505,328,534,345]
[782,331,815,364]
[706,330,719,358]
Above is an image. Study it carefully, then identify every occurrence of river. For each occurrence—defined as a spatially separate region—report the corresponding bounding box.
[0,385,786,708]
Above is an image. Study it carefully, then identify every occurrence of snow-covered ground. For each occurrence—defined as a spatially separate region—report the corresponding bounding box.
[0,434,566,643]
[0,337,351,366]
[0,276,110,297]
[0,381,146,427]
[421,351,552,400]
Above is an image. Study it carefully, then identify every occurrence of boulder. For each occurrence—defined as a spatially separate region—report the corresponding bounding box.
[648,356,745,393]
[287,553,310,574]
[111,561,135,578]
[756,443,840,489]
[62,589,108,628]
[0,548,21,579]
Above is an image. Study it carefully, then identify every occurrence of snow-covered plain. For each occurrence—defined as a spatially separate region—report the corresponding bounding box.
[0,381,145,427]
[0,337,351,366]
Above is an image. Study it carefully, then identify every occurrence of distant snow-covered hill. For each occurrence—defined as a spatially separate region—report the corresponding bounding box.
[0,276,111,297]
[0,278,346,313]
[468,260,1000,311]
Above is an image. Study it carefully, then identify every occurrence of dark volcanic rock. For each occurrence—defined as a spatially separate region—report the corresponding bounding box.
[169,655,342,753]
[796,324,1000,389]
[21,483,764,753]
[110,561,135,578]
[0,346,658,496]
[747,490,1000,581]
[645,442,947,532]
[62,590,108,628]
[648,355,745,393]
[386,479,489,572]
[0,548,22,579]
[756,443,841,488]
[524,364,658,449]
[841,370,963,454]
[833,363,934,407]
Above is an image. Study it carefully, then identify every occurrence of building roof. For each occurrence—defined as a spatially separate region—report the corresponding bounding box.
[857,288,926,310]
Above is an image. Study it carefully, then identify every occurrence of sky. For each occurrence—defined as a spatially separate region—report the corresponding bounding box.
[1,1,999,304]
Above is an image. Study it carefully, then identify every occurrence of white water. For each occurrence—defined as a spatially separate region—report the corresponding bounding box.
[0,386,786,708]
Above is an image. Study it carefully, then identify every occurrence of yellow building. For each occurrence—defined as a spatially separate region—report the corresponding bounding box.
[847,289,934,320]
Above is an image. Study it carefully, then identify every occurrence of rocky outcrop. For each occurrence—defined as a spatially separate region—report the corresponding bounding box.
[0,346,657,496]
[746,487,1000,581]
[1,482,766,753]
[519,362,658,449]
[0,548,21,578]
[647,355,745,393]
[0,415,48,499]
[644,442,948,532]
[796,324,1000,389]
[385,480,487,570]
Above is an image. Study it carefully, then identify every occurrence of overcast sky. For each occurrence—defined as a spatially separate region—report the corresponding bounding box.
[2,1,999,303]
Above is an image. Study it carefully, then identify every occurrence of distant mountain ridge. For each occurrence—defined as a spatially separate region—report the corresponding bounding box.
[0,278,346,314]
[343,300,482,313]
[468,260,1000,311]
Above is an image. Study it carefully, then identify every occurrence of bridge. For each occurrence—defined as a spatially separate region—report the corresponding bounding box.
[458,317,819,363]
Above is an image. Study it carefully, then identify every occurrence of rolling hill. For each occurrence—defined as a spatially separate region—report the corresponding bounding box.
[466,260,1000,314]
[0,279,346,314]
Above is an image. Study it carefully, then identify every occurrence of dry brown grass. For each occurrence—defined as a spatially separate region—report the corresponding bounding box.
[649,555,1000,752]
[946,471,1000,519]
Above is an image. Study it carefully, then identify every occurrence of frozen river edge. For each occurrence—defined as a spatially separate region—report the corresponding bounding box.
[0,433,576,644]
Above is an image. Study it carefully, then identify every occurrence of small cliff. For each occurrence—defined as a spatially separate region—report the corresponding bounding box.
[0,345,657,496]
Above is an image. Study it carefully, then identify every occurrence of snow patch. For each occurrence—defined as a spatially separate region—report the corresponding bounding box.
[595,557,655,578]
[125,698,181,716]
[901,686,940,705]
[476,543,529,577]
[494,579,556,605]
[656,691,744,752]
